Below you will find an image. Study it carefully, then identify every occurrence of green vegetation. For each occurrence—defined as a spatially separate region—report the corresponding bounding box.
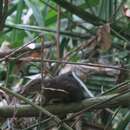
[0,0,130,130]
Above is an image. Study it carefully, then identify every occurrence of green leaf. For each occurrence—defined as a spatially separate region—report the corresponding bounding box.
[84,0,99,8]
[45,9,57,26]
[60,37,70,58]
[25,0,44,26]
[11,0,25,48]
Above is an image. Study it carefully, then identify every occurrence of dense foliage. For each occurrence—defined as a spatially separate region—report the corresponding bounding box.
[0,0,130,130]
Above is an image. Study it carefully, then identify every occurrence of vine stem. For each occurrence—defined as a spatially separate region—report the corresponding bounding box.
[0,86,74,130]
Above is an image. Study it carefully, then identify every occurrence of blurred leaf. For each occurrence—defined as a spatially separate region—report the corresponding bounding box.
[60,37,70,58]
[45,9,57,26]
[11,0,25,47]
[84,0,99,7]
[115,111,130,130]
[25,0,44,26]
[6,60,16,88]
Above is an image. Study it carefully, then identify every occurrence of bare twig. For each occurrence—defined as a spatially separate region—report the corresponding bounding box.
[0,41,54,58]
[56,5,61,59]
[0,35,41,62]
[65,87,130,121]
[40,35,45,105]
[104,106,121,130]
[68,82,129,127]
[23,117,53,130]
[38,34,45,125]
[0,86,74,130]
[63,36,97,60]
[16,58,130,72]
[6,23,90,39]
[0,92,130,118]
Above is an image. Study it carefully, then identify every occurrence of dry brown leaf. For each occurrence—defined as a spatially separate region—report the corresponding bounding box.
[97,24,112,52]
[31,51,41,58]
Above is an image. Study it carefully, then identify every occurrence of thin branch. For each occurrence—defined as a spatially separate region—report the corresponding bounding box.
[56,5,61,59]
[41,0,92,37]
[66,88,130,121]
[6,23,90,39]
[0,93,130,118]
[40,35,45,104]
[0,41,54,58]
[0,34,41,62]
[63,36,97,60]
[0,86,74,130]
[16,58,130,72]
[51,0,103,26]
[23,117,53,130]
[39,34,45,122]
[51,0,130,40]
[115,111,130,130]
